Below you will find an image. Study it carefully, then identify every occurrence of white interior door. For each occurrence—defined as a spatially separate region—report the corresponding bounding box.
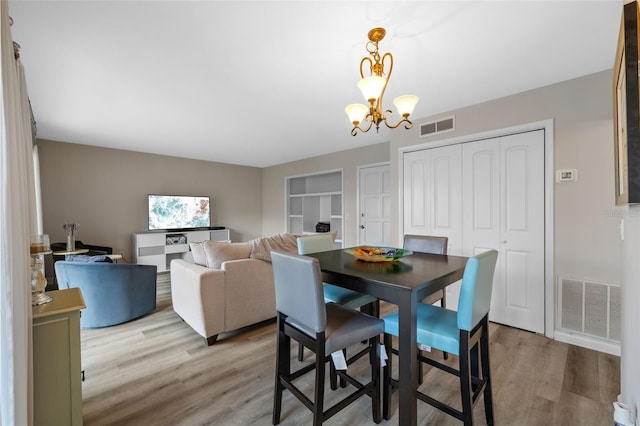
[359,164,391,246]
[462,130,545,333]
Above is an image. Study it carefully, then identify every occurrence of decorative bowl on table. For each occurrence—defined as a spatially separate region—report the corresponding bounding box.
[345,246,413,262]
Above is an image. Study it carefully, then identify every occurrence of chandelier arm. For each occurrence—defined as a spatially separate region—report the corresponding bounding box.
[377,52,393,113]
[382,115,413,130]
[360,57,373,79]
[350,120,374,136]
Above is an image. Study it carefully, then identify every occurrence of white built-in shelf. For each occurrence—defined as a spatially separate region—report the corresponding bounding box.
[285,170,343,246]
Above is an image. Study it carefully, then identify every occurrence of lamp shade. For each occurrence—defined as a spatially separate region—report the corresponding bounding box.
[393,95,419,117]
[345,103,369,124]
[358,76,386,102]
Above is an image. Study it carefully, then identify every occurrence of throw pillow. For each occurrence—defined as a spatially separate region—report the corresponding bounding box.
[65,254,113,263]
[202,241,252,269]
[190,242,207,266]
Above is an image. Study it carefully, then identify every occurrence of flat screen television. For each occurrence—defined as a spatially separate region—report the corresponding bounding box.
[148,194,211,231]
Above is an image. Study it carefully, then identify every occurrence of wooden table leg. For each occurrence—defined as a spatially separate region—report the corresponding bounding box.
[397,291,418,426]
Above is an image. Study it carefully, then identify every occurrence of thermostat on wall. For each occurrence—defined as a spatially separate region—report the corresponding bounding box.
[556,169,578,182]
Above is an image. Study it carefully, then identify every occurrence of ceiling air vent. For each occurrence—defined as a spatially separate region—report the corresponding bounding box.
[420,116,455,138]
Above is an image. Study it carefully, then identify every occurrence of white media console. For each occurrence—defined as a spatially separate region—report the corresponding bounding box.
[132,229,230,272]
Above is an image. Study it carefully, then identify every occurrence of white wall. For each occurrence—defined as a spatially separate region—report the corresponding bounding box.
[622,205,640,422]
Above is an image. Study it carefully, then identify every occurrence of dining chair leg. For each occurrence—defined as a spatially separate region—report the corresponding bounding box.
[329,359,338,390]
[441,295,449,361]
[340,348,348,388]
[369,336,382,423]
[382,333,393,421]
[459,330,474,426]
[313,345,325,426]
[273,316,289,425]
[481,319,494,425]
[418,348,424,384]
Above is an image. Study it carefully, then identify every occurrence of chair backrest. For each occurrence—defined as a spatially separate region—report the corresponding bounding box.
[297,234,334,255]
[457,249,498,331]
[403,234,448,255]
[271,250,327,334]
[54,261,157,328]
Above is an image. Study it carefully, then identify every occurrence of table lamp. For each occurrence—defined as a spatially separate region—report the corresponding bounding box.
[30,234,52,305]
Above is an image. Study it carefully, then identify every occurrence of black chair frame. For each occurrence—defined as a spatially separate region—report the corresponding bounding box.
[383,314,494,425]
[273,311,381,426]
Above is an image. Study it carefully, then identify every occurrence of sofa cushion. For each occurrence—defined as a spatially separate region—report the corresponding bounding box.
[202,241,252,269]
[189,242,208,266]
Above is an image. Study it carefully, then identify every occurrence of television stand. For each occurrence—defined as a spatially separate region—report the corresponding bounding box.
[132,229,230,272]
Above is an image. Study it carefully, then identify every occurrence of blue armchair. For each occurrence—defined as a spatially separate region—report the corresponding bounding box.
[55,261,158,328]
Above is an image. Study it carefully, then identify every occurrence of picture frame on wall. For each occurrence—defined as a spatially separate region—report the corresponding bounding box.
[613,0,640,205]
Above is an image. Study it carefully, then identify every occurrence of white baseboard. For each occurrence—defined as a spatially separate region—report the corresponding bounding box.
[554,330,621,356]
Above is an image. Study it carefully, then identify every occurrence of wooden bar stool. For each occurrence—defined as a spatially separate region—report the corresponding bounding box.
[271,250,383,426]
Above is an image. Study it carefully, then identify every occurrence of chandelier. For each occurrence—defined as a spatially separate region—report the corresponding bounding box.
[345,27,419,136]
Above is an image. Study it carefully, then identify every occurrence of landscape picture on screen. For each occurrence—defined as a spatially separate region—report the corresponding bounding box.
[148,195,211,231]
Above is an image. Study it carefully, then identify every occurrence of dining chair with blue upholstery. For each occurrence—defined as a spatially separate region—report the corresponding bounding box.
[271,250,383,425]
[296,234,379,375]
[403,234,450,372]
[382,249,498,425]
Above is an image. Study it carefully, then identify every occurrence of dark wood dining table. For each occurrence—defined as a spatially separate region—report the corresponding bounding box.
[306,248,469,426]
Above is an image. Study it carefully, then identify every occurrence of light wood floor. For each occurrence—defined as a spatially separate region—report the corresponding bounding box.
[79,276,620,425]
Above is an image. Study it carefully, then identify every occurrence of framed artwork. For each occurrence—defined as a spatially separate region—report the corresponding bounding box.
[614,1,640,205]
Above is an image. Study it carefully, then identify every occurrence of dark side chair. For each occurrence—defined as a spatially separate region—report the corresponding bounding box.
[403,234,448,306]
[382,249,498,425]
[271,250,383,425]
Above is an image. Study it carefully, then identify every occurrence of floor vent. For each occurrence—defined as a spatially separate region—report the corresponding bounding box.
[556,275,621,342]
[420,116,455,137]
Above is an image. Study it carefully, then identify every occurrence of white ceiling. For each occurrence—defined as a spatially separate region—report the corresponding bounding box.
[10,0,622,168]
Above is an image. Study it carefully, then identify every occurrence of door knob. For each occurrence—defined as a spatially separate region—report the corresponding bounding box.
[360,225,365,229]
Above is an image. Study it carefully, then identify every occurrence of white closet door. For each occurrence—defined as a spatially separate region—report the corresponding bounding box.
[403,150,430,236]
[497,130,545,333]
[460,138,501,311]
[404,146,463,306]
[430,145,463,254]
[403,146,462,250]
[462,131,545,333]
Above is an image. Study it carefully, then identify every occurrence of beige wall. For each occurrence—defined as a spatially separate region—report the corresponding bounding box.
[261,142,390,246]
[390,70,622,284]
[37,140,263,260]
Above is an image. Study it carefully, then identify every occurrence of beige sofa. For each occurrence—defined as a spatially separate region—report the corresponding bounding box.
[170,235,300,346]
[170,242,276,346]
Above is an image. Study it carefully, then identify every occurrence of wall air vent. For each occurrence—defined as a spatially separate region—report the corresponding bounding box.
[420,116,455,138]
